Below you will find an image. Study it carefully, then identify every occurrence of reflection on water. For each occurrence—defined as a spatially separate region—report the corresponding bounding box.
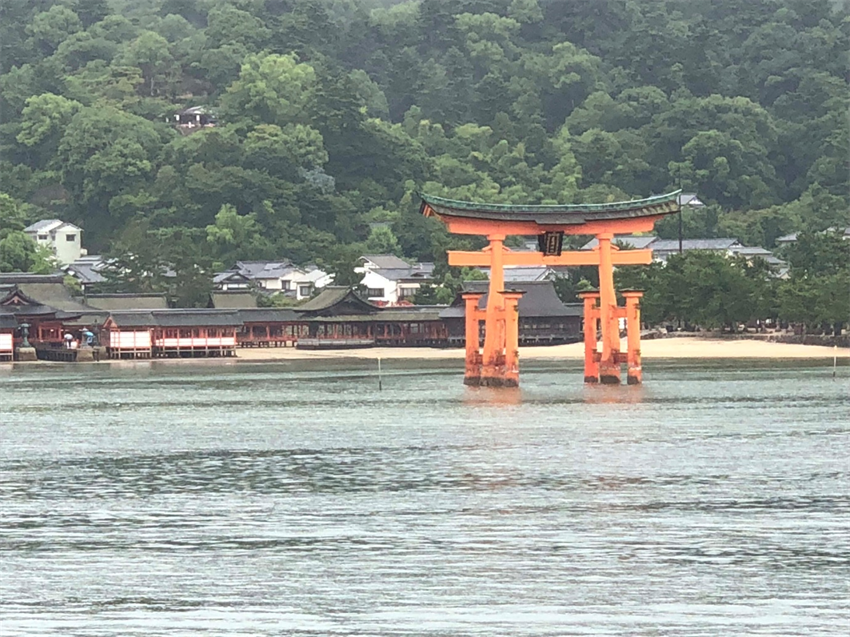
[0,360,849,635]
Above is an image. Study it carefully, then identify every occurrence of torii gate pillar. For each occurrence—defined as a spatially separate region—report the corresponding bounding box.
[419,190,680,388]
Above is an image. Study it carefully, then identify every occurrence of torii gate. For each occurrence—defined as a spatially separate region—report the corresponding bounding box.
[419,191,681,387]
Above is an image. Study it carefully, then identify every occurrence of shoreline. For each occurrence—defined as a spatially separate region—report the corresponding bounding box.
[4,337,847,367]
[222,337,849,362]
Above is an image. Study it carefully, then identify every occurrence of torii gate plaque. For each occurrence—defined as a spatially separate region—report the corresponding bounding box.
[420,191,681,387]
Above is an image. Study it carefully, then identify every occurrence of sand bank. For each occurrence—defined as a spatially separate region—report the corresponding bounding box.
[234,337,848,362]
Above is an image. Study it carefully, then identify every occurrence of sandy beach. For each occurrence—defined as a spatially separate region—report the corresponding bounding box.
[233,337,849,362]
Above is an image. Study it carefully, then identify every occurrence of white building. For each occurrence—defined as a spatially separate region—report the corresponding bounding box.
[24,219,83,265]
[355,255,434,305]
[213,260,332,300]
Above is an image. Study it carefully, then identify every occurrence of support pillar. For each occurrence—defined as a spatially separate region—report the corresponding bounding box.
[481,234,506,385]
[596,233,621,384]
[462,292,484,386]
[500,290,524,387]
[622,290,643,385]
[578,290,600,383]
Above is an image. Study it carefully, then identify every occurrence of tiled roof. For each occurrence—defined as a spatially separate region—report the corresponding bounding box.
[0,275,91,312]
[85,294,168,310]
[440,281,582,319]
[372,267,434,282]
[106,312,157,328]
[213,271,251,284]
[295,287,379,315]
[108,310,244,328]
[25,219,64,233]
[581,235,658,250]
[237,308,300,323]
[361,255,411,269]
[651,238,742,252]
[209,291,258,309]
[234,260,296,280]
[421,191,681,225]
[153,310,242,327]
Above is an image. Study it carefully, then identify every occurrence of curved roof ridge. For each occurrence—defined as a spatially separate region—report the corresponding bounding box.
[419,190,681,215]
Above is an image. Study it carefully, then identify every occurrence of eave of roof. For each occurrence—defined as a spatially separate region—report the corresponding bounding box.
[420,191,681,225]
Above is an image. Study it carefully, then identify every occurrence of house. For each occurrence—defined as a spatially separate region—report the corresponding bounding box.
[24,219,83,265]
[355,255,435,305]
[776,226,850,246]
[647,238,744,262]
[439,280,582,345]
[290,266,334,300]
[213,261,332,299]
[63,255,107,291]
[580,235,659,251]
[729,246,788,273]
[173,106,216,131]
[212,270,252,291]
[475,266,557,283]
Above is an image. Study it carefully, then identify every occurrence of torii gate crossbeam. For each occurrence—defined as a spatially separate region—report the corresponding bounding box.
[420,191,681,387]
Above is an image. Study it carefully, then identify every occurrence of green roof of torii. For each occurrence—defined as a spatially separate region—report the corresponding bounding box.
[420,190,681,225]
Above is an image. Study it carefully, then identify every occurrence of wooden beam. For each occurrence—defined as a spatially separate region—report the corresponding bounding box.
[447,248,653,267]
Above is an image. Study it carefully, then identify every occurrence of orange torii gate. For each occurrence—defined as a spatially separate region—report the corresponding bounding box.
[420,191,681,387]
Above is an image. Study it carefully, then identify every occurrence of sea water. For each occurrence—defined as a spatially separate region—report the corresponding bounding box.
[0,359,848,635]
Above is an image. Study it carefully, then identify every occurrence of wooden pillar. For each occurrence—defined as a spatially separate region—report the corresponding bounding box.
[482,234,506,384]
[578,290,600,383]
[462,292,484,385]
[500,290,524,387]
[622,290,643,385]
[596,233,621,384]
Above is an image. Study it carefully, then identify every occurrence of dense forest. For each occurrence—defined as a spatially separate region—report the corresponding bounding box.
[0,0,848,324]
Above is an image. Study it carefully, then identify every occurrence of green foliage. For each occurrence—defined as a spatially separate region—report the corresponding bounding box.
[0,0,845,299]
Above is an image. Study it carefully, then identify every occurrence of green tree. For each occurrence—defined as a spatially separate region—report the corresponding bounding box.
[220,53,317,127]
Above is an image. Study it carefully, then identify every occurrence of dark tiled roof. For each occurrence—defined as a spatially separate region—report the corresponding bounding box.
[651,238,742,252]
[440,281,582,319]
[581,235,658,250]
[0,273,65,285]
[0,313,17,329]
[421,191,681,225]
[315,307,444,322]
[106,312,157,328]
[0,276,92,312]
[209,291,258,309]
[85,294,169,310]
[361,255,411,269]
[238,308,300,323]
[65,256,107,284]
[372,267,434,282]
[106,310,244,328]
[295,287,379,315]
[153,310,242,327]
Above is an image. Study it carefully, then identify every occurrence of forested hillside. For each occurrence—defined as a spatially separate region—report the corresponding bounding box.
[1,0,848,279]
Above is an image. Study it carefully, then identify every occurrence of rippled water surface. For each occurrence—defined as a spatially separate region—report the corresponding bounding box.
[1,359,849,635]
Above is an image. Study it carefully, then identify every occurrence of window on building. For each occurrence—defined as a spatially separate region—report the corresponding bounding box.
[66,234,76,242]
[367,288,384,298]
[37,234,48,241]
[299,285,312,297]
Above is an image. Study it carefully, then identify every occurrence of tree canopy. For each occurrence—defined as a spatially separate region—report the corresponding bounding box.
[0,0,846,316]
